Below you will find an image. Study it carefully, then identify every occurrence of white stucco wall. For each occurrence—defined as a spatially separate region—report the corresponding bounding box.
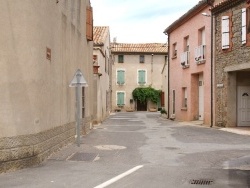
[0,0,94,137]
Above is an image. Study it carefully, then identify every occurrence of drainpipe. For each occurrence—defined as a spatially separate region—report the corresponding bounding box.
[164,34,170,119]
[210,12,214,128]
[151,54,154,86]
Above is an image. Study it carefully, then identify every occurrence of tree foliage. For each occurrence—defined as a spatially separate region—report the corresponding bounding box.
[132,87,161,104]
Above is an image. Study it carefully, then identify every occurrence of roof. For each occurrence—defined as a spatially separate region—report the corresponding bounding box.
[111,43,168,54]
[211,0,244,14]
[93,26,109,46]
[164,0,208,34]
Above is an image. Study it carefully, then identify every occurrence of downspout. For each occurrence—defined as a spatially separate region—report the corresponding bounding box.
[210,12,214,128]
[164,33,170,119]
[168,35,170,119]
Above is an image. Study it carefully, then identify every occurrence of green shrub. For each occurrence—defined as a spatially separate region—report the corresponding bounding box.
[132,87,161,104]
[160,108,167,114]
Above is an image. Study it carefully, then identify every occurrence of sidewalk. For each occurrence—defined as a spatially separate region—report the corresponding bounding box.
[179,120,250,136]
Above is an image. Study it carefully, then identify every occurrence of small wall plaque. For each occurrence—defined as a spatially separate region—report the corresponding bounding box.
[46,47,51,60]
[217,84,224,88]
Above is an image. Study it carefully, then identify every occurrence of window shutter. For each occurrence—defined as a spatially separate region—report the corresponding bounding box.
[138,70,145,84]
[118,55,124,63]
[242,8,247,44]
[221,16,230,49]
[117,92,125,105]
[86,6,93,41]
[194,47,199,60]
[117,70,125,84]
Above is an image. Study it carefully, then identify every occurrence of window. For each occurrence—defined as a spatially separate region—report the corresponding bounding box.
[93,55,98,65]
[182,87,187,109]
[86,6,93,41]
[242,7,250,45]
[117,70,125,85]
[248,7,250,34]
[138,70,146,85]
[221,15,230,49]
[184,36,189,52]
[242,8,247,44]
[195,28,206,63]
[117,92,125,106]
[118,55,124,63]
[181,37,190,67]
[82,87,85,118]
[172,43,177,58]
[139,55,145,63]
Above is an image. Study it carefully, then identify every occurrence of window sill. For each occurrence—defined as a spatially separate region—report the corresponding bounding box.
[181,107,187,111]
[196,60,206,65]
[171,56,177,59]
[182,65,189,69]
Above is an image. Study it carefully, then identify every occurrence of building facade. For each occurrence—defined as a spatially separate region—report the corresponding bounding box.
[164,0,212,125]
[211,0,250,127]
[111,43,167,112]
[0,0,94,172]
[93,26,112,124]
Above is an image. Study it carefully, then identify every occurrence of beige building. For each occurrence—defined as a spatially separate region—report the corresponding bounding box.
[0,0,94,172]
[93,26,111,124]
[111,43,168,112]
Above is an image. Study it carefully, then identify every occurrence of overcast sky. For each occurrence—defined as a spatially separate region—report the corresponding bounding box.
[91,0,200,43]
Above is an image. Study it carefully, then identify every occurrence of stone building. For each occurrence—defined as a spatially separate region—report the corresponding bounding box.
[0,0,94,172]
[93,26,112,124]
[211,0,250,127]
[111,43,167,112]
[164,0,212,125]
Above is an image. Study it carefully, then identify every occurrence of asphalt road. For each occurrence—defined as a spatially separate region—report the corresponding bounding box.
[1,112,250,188]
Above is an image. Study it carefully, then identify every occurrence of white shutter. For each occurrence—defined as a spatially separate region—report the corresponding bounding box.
[242,8,247,44]
[195,47,199,60]
[221,16,230,49]
[201,29,206,45]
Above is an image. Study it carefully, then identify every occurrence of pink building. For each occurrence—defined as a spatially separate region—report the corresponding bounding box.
[164,0,212,125]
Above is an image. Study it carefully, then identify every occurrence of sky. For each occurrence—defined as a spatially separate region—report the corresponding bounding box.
[91,0,201,43]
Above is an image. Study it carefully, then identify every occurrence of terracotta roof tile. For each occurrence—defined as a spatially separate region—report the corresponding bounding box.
[93,26,109,45]
[211,0,244,13]
[111,43,168,54]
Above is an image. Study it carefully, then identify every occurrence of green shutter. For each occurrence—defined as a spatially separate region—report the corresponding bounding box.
[118,55,124,63]
[138,70,145,84]
[117,92,125,106]
[117,70,125,84]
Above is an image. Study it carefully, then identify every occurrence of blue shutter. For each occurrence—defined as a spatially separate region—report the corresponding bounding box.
[117,70,125,85]
[138,70,146,85]
[117,92,125,106]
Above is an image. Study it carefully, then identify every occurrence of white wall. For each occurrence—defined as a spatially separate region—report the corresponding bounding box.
[0,0,94,137]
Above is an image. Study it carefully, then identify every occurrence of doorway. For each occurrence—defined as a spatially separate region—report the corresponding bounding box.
[237,86,250,126]
[198,74,204,120]
[137,100,147,111]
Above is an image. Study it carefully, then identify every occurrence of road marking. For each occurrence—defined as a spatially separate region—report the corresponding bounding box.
[94,165,144,188]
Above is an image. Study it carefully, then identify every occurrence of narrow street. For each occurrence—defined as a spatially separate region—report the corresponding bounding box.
[1,112,250,188]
